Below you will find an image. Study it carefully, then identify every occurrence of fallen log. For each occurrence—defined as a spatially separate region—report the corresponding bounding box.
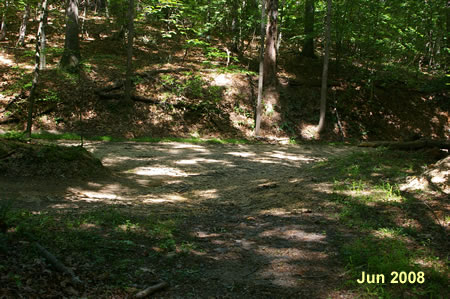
[34,242,83,286]
[358,140,450,150]
[135,281,168,298]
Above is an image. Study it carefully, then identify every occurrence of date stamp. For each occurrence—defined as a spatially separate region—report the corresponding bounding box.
[357,271,425,284]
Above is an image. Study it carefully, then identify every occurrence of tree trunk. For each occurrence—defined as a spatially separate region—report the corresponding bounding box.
[81,0,88,38]
[124,0,135,105]
[276,0,285,52]
[26,0,49,138]
[0,0,8,41]
[60,0,81,71]
[231,0,240,53]
[317,0,331,134]
[40,3,49,70]
[302,0,315,57]
[16,4,30,47]
[254,0,265,137]
[263,0,278,87]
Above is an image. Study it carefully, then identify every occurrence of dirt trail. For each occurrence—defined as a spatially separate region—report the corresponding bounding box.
[2,142,367,298]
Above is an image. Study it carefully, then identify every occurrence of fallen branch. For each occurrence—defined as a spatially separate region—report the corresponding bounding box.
[135,281,168,298]
[358,140,450,150]
[34,242,83,286]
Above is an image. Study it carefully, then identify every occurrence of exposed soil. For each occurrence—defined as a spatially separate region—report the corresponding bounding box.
[1,141,368,298]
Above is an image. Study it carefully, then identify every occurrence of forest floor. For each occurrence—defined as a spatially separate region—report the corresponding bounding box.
[1,140,448,298]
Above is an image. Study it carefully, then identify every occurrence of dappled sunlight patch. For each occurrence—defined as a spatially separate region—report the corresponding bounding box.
[131,166,189,177]
[50,203,79,209]
[269,151,315,162]
[300,124,319,140]
[259,225,327,242]
[79,223,100,230]
[0,53,14,66]
[225,151,256,158]
[191,189,219,200]
[175,157,234,166]
[257,208,290,216]
[211,73,233,86]
[141,194,187,203]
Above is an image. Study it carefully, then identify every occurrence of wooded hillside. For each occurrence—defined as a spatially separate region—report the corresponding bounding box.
[0,0,448,141]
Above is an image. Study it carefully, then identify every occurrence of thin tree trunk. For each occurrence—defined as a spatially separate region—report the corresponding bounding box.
[26,0,49,138]
[302,0,315,57]
[105,0,110,20]
[276,0,285,52]
[81,0,88,37]
[263,0,278,87]
[317,0,331,134]
[231,0,240,53]
[255,0,265,136]
[60,0,81,70]
[124,0,135,105]
[40,3,49,70]
[0,0,8,41]
[16,4,30,47]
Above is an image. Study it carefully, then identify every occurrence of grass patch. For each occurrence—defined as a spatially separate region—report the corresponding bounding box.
[316,148,448,297]
[341,235,448,298]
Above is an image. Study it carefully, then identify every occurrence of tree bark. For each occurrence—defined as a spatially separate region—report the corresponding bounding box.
[263,0,278,87]
[81,0,88,38]
[231,0,240,53]
[254,0,265,137]
[60,0,81,71]
[124,0,135,106]
[16,4,30,47]
[302,0,315,58]
[40,3,49,70]
[26,0,49,138]
[276,0,285,52]
[0,0,8,41]
[317,0,331,134]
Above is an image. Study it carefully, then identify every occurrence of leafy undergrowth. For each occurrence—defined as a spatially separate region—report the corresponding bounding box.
[0,204,192,297]
[313,148,449,298]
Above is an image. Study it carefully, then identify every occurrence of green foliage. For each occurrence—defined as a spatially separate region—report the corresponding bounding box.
[342,235,448,298]
[342,236,416,277]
